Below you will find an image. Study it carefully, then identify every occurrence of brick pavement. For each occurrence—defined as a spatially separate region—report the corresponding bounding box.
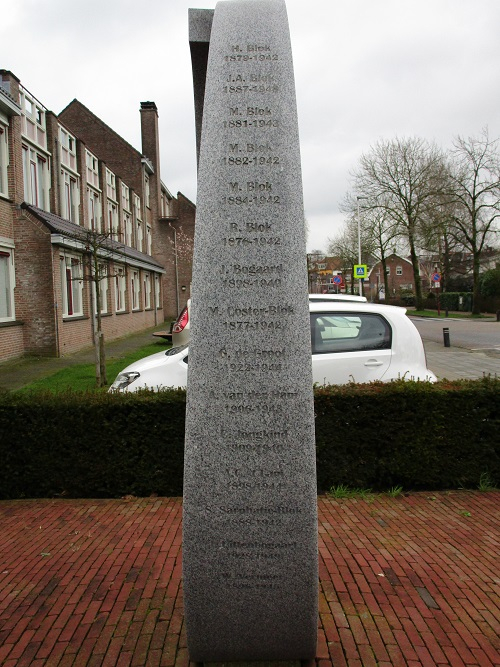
[0,493,498,666]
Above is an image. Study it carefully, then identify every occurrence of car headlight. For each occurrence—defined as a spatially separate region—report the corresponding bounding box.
[109,371,141,391]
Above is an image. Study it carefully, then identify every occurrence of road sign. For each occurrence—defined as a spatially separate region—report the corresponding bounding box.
[332,275,343,285]
[432,272,441,282]
[354,264,368,279]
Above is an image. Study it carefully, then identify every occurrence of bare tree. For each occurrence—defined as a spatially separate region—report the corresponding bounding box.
[63,229,126,387]
[327,220,370,294]
[447,128,500,313]
[352,137,447,309]
[342,193,401,298]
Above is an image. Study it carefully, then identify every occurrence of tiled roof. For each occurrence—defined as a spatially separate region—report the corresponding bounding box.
[21,204,165,271]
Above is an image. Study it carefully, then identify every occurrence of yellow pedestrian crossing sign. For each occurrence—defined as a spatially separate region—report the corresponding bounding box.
[354,264,368,279]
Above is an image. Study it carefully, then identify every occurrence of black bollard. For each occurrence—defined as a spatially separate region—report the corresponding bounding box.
[497,310,500,322]
[443,327,451,347]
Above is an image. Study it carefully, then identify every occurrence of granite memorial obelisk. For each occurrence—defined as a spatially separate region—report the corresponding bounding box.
[183,0,318,660]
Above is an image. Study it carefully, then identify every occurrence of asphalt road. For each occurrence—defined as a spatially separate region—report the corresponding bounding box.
[410,316,500,354]
[409,316,500,381]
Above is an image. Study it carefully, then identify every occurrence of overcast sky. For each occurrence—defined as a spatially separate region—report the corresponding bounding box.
[3,0,500,252]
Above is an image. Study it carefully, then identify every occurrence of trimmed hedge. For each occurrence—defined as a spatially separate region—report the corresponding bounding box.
[0,379,498,499]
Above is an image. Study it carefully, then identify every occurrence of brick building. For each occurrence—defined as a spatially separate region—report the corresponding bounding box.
[366,254,414,301]
[0,70,195,362]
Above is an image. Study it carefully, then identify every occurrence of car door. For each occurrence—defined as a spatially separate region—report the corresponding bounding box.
[310,312,392,385]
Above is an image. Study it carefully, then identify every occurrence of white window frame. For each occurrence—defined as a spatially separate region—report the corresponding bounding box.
[106,168,116,201]
[124,212,132,247]
[20,87,47,151]
[133,193,142,250]
[23,145,49,209]
[85,150,99,189]
[396,266,403,276]
[107,201,119,237]
[136,221,143,252]
[115,266,126,313]
[131,269,141,311]
[144,272,151,309]
[60,254,83,317]
[60,127,77,172]
[121,182,131,212]
[0,119,9,197]
[88,187,101,232]
[0,244,16,321]
[155,274,161,310]
[146,225,152,255]
[92,263,108,314]
[61,169,80,223]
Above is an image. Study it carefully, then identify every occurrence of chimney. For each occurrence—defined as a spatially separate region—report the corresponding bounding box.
[140,101,161,220]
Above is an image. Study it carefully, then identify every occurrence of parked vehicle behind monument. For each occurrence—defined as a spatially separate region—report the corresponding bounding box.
[110,301,436,391]
[171,293,367,346]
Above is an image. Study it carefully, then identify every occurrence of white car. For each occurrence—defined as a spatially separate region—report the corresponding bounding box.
[170,293,366,346]
[110,301,436,392]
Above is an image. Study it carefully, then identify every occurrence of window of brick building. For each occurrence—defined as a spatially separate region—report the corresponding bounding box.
[115,266,127,313]
[136,222,143,252]
[133,193,142,250]
[106,168,116,201]
[61,171,79,223]
[22,146,49,209]
[155,274,161,309]
[124,213,132,246]
[85,150,99,190]
[396,266,403,276]
[60,254,83,317]
[131,270,141,311]
[121,183,130,213]
[60,127,77,173]
[0,246,15,321]
[92,263,108,314]
[107,201,119,237]
[88,188,101,232]
[0,121,9,197]
[146,225,152,255]
[144,272,152,309]
[20,88,47,150]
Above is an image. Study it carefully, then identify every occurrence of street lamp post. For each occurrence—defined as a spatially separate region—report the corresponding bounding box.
[356,196,367,296]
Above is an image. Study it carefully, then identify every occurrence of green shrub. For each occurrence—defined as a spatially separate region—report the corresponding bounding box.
[440,292,473,312]
[0,379,498,498]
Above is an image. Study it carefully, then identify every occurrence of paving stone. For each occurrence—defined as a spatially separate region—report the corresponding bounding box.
[0,493,499,665]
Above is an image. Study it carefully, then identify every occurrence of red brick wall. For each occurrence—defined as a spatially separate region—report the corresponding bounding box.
[160,193,195,319]
[0,325,25,362]
[13,211,57,355]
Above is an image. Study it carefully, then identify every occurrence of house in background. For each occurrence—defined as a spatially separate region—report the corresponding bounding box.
[307,255,345,293]
[365,254,414,301]
[0,69,195,362]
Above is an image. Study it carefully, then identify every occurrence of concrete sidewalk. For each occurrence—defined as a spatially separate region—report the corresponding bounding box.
[0,493,498,666]
[423,340,500,381]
